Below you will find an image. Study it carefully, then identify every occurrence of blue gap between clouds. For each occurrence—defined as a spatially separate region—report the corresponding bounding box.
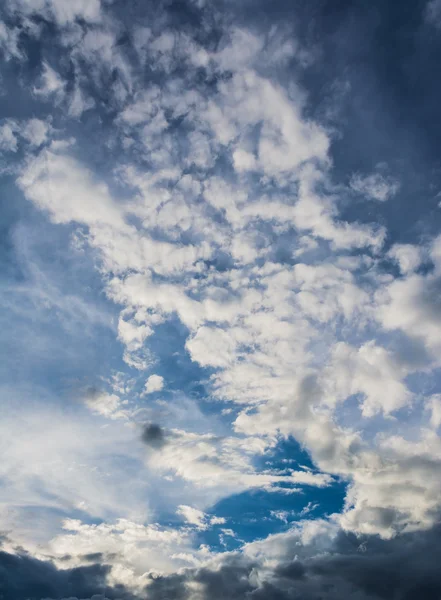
[197,437,347,552]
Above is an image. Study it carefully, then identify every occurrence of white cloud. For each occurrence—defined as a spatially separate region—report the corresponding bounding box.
[68,83,95,118]
[350,171,400,201]
[428,395,441,429]
[33,62,65,98]
[388,243,423,274]
[323,341,412,417]
[375,272,441,358]
[176,505,228,530]
[232,148,257,172]
[18,149,123,227]
[21,119,50,147]
[83,390,128,420]
[144,374,164,394]
[49,517,207,589]
[0,122,18,152]
[210,70,330,176]
[186,327,239,369]
[177,505,209,529]
[0,21,22,61]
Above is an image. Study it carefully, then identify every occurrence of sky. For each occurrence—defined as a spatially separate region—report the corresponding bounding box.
[1,0,441,598]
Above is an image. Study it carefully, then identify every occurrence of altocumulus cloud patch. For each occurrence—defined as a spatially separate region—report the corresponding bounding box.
[1,0,441,598]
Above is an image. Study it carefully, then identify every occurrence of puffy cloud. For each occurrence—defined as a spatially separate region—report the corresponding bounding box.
[0,118,50,154]
[144,375,164,395]
[83,389,128,420]
[375,272,441,358]
[388,243,423,274]
[18,150,123,227]
[48,518,207,587]
[323,341,411,417]
[0,122,18,152]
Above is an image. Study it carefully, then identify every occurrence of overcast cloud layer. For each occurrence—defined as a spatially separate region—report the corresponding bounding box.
[1,0,441,598]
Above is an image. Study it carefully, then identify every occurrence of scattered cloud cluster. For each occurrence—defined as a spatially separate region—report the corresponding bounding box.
[1,0,441,597]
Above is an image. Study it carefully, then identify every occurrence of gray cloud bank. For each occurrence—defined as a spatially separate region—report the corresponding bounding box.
[2,525,441,600]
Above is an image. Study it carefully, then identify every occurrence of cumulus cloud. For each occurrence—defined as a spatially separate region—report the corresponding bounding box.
[83,389,128,420]
[110,524,441,600]
[176,505,225,530]
[144,375,164,394]
[388,243,423,274]
[48,517,209,588]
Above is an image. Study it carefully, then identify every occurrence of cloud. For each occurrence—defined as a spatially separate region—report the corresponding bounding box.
[0,20,22,61]
[33,62,65,98]
[142,524,441,600]
[323,341,412,417]
[375,271,441,358]
[388,243,423,274]
[0,118,51,155]
[177,505,213,530]
[429,395,441,429]
[426,0,441,28]
[350,171,400,202]
[144,375,164,395]
[83,389,128,420]
[0,550,121,600]
[3,523,441,600]
[48,517,209,588]
[0,122,18,152]
[21,119,50,148]
[6,0,102,26]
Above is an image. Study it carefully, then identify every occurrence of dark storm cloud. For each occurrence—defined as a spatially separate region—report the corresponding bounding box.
[143,526,441,600]
[141,423,167,449]
[0,551,135,600]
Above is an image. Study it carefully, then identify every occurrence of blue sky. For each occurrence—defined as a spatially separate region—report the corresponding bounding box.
[1,1,441,598]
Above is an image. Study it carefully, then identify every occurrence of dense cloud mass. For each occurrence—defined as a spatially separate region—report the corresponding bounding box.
[1,0,441,598]
[0,551,114,600]
[3,524,441,599]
